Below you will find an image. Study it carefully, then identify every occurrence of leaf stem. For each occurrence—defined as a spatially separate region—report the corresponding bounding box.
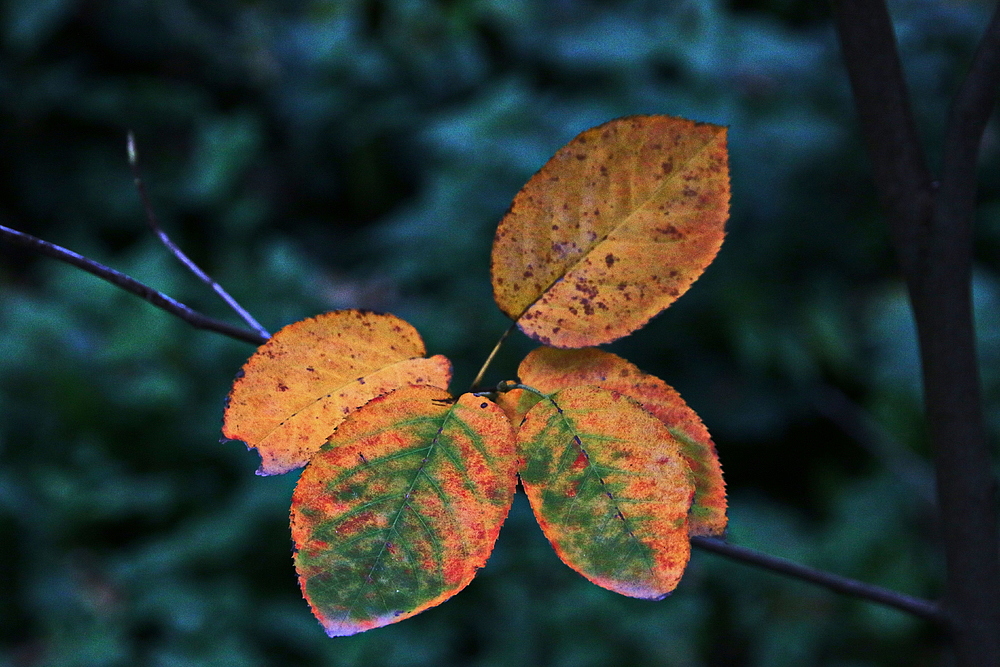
[496,381,546,397]
[691,536,945,624]
[469,322,517,391]
[127,132,272,340]
[0,223,268,346]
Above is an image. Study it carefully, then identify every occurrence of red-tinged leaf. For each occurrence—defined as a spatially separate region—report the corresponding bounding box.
[516,347,726,536]
[491,115,729,348]
[518,385,695,599]
[290,386,517,636]
[491,386,542,429]
[223,310,452,475]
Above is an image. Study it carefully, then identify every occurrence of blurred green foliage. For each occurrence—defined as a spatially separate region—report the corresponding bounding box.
[2,0,999,664]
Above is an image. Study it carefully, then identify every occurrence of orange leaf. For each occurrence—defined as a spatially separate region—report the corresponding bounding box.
[491,115,729,348]
[290,386,517,636]
[516,347,726,536]
[518,385,694,598]
[491,386,541,429]
[223,310,452,475]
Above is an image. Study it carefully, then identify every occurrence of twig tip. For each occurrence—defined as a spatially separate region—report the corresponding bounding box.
[126,131,137,166]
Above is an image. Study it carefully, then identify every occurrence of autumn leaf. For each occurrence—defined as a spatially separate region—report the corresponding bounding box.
[291,386,517,636]
[491,384,541,429]
[223,310,452,475]
[518,385,695,599]
[491,115,729,348]
[516,346,726,536]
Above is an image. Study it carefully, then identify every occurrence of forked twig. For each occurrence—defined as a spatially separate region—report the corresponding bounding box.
[127,132,271,340]
[0,223,268,346]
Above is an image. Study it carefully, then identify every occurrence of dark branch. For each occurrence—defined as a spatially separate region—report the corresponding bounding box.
[935,1,1000,263]
[831,0,935,279]
[920,2,1000,661]
[0,223,269,346]
[127,132,271,340]
[691,536,946,625]
[833,1,1000,663]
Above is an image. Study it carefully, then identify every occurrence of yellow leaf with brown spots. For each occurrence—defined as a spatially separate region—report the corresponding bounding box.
[223,310,452,475]
[491,115,729,348]
[517,347,726,537]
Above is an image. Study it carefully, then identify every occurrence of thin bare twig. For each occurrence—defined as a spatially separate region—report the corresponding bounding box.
[0,223,268,346]
[127,132,271,340]
[691,536,945,625]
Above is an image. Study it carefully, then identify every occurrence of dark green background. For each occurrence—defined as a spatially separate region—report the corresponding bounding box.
[2,0,999,664]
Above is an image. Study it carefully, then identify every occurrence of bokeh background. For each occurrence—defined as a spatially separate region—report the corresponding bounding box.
[2,0,1000,664]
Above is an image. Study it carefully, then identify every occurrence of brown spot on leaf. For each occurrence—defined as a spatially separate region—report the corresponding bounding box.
[490,115,728,348]
[656,225,683,240]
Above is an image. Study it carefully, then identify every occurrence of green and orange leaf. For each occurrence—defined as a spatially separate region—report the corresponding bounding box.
[491,115,729,348]
[518,385,695,599]
[517,347,726,536]
[290,386,517,636]
[223,310,452,475]
[491,384,542,429]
